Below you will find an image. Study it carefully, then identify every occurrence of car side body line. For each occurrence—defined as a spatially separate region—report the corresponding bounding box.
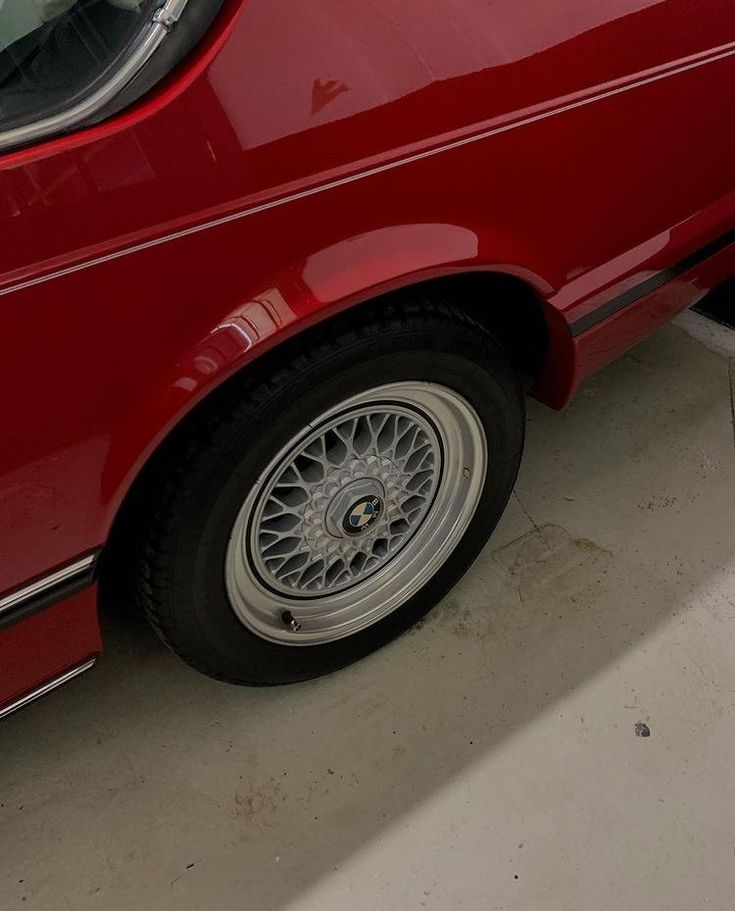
[1,38,734,300]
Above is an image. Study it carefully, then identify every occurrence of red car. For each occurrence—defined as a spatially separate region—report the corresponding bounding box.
[1,0,733,716]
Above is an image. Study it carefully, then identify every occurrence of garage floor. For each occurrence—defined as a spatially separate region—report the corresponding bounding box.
[3,318,735,911]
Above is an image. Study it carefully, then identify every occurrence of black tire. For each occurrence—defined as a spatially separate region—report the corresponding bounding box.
[132,299,525,684]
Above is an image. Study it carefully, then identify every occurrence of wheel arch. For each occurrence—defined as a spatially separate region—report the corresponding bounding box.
[100,264,572,593]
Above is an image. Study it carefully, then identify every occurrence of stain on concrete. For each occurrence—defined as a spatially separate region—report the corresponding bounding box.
[425,525,613,645]
[574,537,613,556]
[637,494,678,513]
[233,779,286,826]
[493,524,612,609]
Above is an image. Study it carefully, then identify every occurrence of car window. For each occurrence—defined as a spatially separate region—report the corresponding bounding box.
[0,0,157,133]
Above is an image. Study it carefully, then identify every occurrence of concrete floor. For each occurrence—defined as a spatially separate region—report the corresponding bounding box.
[2,319,735,911]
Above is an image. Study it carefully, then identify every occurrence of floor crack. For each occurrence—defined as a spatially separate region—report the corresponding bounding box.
[729,360,735,452]
[513,490,539,532]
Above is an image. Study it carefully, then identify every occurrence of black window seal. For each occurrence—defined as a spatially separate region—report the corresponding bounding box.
[0,0,223,154]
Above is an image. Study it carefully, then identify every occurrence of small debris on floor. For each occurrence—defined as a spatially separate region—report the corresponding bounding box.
[634,722,651,738]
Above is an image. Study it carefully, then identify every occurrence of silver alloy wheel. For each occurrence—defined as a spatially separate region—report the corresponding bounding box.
[224,382,487,645]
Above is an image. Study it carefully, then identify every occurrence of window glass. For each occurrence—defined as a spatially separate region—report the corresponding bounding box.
[0,0,157,132]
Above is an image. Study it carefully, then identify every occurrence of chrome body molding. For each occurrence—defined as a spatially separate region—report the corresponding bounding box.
[0,554,97,618]
[0,0,190,153]
[0,659,96,721]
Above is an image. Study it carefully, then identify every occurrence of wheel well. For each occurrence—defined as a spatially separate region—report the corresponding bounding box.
[101,270,549,596]
[385,271,549,380]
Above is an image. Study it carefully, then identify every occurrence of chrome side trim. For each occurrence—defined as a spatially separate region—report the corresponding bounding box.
[1,38,735,299]
[0,555,96,618]
[0,658,96,720]
[0,0,190,153]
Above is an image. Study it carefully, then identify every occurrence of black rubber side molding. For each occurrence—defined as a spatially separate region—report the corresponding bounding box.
[570,227,735,337]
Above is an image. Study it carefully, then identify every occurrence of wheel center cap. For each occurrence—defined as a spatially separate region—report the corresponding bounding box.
[324,477,385,538]
[342,496,382,535]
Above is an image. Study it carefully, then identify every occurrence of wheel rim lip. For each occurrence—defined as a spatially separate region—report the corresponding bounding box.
[224,382,487,646]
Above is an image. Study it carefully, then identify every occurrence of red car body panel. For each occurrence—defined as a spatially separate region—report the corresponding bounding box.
[1,0,734,710]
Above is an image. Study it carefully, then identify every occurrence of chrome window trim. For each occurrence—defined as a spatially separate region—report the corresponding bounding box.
[0,658,96,720]
[0,0,190,154]
[0,554,96,617]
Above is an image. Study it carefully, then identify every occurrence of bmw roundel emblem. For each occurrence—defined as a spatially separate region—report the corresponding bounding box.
[343,496,382,534]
